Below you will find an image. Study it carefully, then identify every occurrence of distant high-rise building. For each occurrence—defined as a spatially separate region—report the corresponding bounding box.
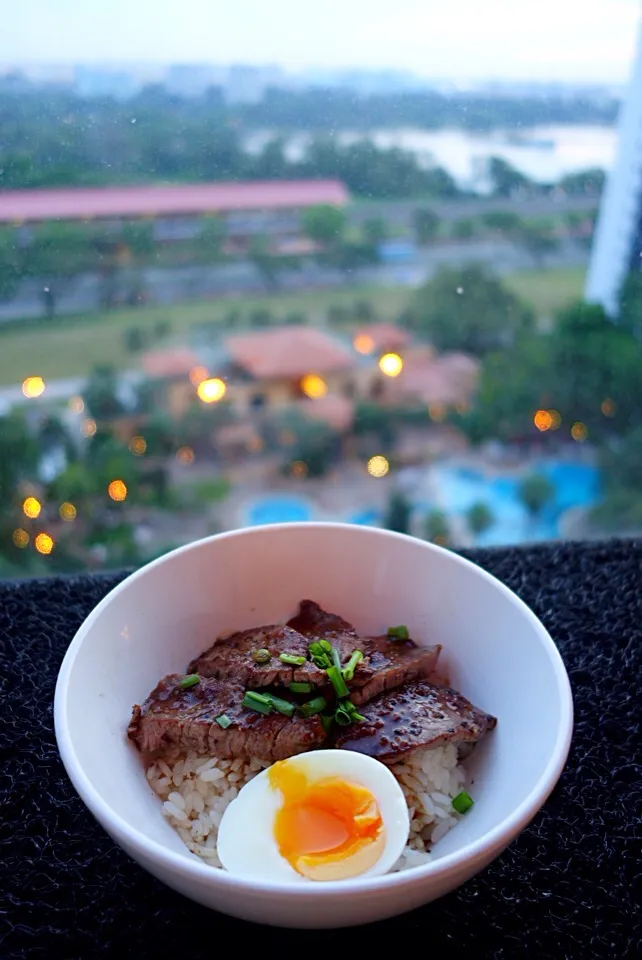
[585,16,642,316]
[165,64,227,97]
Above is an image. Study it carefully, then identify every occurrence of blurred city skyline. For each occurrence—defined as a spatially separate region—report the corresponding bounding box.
[1,0,639,83]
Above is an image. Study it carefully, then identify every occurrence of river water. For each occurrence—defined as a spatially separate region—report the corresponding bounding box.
[244,124,617,189]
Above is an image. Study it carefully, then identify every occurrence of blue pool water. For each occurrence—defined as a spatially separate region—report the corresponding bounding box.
[350,508,382,526]
[431,459,600,545]
[247,495,312,526]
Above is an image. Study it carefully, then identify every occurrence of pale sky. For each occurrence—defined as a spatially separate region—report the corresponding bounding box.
[1,0,640,82]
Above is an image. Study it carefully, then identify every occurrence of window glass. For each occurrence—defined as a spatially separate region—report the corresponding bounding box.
[1,1,641,576]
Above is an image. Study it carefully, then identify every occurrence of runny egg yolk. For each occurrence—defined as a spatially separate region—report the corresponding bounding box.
[268,760,385,881]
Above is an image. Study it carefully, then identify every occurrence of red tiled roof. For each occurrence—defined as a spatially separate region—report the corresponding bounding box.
[300,395,355,432]
[388,352,480,406]
[141,348,199,379]
[0,179,349,224]
[225,326,356,380]
[354,323,410,352]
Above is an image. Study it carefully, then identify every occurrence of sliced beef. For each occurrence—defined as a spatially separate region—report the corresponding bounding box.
[187,624,326,688]
[128,674,327,761]
[349,636,442,705]
[333,679,497,763]
[287,600,441,704]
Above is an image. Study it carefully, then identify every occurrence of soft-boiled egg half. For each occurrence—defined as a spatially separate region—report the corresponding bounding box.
[217,750,410,882]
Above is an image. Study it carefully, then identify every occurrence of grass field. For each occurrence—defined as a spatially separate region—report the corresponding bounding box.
[0,266,586,387]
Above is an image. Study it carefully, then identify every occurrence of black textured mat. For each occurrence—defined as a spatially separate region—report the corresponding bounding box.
[1,540,640,959]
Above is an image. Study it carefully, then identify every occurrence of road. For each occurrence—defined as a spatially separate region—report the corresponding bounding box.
[0,236,589,324]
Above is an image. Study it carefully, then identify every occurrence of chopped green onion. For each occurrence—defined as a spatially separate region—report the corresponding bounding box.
[179,674,200,689]
[326,665,350,699]
[452,791,474,815]
[252,648,271,664]
[279,652,307,666]
[331,647,342,671]
[320,714,334,734]
[342,650,364,681]
[334,703,353,726]
[387,625,410,641]
[300,696,327,717]
[318,639,332,652]
[265,693,296,718]
[289,681,313,694]
[308,641,332,669]
[242,691,273,715]
[215,713,232,729]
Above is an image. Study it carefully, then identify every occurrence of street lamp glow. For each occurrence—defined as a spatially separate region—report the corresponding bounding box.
[378,353,403,377]
[197,378,226,403]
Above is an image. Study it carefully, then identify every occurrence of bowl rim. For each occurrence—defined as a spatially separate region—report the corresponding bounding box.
[54,522,573,897]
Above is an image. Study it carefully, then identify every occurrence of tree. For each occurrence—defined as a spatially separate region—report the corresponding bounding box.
[481,210,522,234]
[559,168,606,197]
[200,218,225,259]
[385,491,412,534]
[403,264,534,355]
[248,237,281,290]
[123,326,146,353]
[451,217,478,240]
[413,208,440,245]
[353,401,396,447]
[353,298,375,322]
[424,508,450,543]
[83,365,125,421]
[488,157,532,197]
[0,412,39,511]
[362,217,387,247]
[618,271,642,335]
[467,501,495,537]
[519,473,555,518]
[302,205,346,246]
[513,220,559,268]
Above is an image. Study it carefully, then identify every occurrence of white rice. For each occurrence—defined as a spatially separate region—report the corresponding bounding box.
[146,743,466,873]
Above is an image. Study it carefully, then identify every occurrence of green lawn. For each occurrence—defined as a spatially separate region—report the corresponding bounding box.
[0,266,587,387]
[503,265,586,317]
[0,286,409,386]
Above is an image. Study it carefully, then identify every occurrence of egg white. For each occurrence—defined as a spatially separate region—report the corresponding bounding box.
[217,750,410,883]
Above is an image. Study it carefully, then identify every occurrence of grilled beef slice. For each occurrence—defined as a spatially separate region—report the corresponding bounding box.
[288,600,441,704]
[128,674,327,761]
[333,679,497,763]
[187,624,326,687]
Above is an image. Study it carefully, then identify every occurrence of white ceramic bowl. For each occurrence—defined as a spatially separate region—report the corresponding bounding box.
[55,523,573,928]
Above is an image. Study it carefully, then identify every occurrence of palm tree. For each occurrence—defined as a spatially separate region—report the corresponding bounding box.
[467,501,495,538]
[424,508,450,544]
[519,473,555,518]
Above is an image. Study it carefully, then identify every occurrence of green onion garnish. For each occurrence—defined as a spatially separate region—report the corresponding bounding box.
[387,625,410,641]
[215,713,232,729]
[326,664,350,699]
[265,693,296,718]
[321,714,333,734]
[308,641,332,668]
[318,639,332,652]
[279,652,307,666]
[452,791,474,814]
[179,674,200,689]
[331,647,342,671]
[289,681,313,693]
[300,696,327,717]
[342,650,363,681]
[334,703,353,726]
[242,691,273,715]
[252,648,271,664]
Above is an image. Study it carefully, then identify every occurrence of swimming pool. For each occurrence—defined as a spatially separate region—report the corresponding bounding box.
[246,495,312,526]
[431,460,600,545]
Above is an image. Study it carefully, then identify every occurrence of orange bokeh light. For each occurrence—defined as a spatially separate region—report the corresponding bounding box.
[34,532,54,555]
[353,334,375,355]
[23,496,42,519]
[59,502,77,521]
[108,479,128,502]
[533,409,553,432]
[176,446,195,465]
[378,353,403,378]
[571,422,588,442]
[367,455,390,478]
[189,366,209,386]
[12,528,29,548]
[197,378,226,403]
[22,376,45,398]
[300,374,328,399]
[129,435,147,456]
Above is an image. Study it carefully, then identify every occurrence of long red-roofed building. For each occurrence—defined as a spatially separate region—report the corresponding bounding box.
[0,179,348,224]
